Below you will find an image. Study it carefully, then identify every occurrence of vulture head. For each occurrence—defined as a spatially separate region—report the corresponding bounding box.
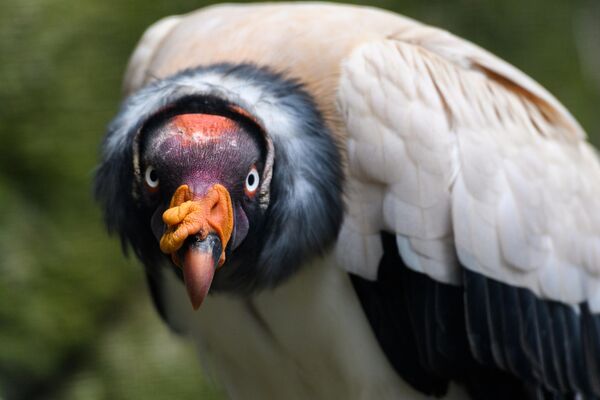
[95,64,344,309]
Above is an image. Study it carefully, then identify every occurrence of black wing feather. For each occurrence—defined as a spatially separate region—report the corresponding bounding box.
[485,277,508,370]
[351,233,528,398]
[464,270,497,366]
[350,232,600,399]
[582,304,600,395]
[350,233,448,396]
[499,283,536,383]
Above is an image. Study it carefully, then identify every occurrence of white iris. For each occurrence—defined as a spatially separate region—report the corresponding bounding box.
[245,167,260,193]
[144,166,159,188]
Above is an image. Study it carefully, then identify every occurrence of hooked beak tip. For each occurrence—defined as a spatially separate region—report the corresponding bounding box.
[180,234,222,310]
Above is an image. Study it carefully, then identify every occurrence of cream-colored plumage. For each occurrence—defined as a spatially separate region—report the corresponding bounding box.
[126,2,600,310]
[120,2,600,398]
[339,32,600,311]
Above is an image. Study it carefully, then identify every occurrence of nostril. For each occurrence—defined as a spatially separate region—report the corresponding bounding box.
[170,184,193,207]
[209,202,222,219]
[184,189,193,203]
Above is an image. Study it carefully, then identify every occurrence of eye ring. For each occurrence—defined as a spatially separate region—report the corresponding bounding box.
[144,166,159,190]
[244,166,260,197]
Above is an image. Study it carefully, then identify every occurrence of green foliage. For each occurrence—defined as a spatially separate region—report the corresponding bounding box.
[0,0,597,399]
[0,0,225,398]
[56,298,223,400]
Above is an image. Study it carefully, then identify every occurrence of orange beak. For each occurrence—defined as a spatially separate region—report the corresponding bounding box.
[159,184,234,309]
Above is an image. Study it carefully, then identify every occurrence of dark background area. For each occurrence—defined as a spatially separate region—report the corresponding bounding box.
[1,1,598,399]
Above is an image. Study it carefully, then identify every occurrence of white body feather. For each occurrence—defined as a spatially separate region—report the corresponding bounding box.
[337,27,600,310]
[163,254,467,399]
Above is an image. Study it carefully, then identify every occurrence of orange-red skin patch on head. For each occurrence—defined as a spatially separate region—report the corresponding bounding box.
[169,114,239,141]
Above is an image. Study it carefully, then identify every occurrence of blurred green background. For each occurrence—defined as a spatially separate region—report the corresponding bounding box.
[0,0,598,399]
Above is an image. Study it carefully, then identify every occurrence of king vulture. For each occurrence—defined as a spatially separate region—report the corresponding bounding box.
[94,3,600,399]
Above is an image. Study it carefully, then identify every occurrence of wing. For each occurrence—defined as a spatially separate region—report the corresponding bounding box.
[337,25,600,397]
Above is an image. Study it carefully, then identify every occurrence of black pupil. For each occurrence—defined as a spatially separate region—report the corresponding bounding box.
[247,172,255,187]
[149,169,158,182]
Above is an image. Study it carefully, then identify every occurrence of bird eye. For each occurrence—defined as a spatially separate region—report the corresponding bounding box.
[144,166,159,190]
[244,166,260,196]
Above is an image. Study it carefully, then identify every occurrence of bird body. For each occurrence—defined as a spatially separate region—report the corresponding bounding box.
[96,3,600,399]
[162,253,463,399]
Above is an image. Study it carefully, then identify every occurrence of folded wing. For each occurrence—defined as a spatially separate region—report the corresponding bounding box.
[338,25,600,396]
